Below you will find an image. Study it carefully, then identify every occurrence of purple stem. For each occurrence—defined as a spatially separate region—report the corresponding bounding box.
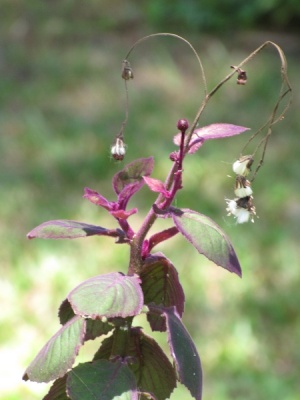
[128,124,188,275]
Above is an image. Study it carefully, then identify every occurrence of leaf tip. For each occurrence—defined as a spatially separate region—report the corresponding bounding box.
[22,372,29,381]
[26,232,35,240]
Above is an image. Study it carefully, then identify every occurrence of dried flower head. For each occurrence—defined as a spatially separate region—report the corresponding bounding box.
[226,196,256,224]
[232,155,253,176]
[122,60,134,80]
[234,175,253,198]
[231,66,247,85]
[111,138,126,161]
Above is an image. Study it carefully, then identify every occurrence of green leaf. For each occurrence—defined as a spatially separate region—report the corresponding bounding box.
[68,272,144,318]
[172,208,242,276]
[67,360,138,400]
[27,220,115,240]
[23,316,86,383]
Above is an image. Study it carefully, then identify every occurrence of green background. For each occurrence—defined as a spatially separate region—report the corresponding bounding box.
[1,1,299,399]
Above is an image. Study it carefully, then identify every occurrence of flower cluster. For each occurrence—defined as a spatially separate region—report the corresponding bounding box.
[226,156,257,223]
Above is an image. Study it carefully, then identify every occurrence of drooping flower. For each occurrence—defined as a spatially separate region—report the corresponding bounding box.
[232,155,253,176]
[111,138,126,161]
[226,196,256,224]
[234,175,253,198]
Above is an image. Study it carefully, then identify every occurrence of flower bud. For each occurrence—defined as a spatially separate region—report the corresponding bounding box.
[177,119,189,132]
[232,155,253,176]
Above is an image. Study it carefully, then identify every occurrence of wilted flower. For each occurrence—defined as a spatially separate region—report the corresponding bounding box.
[232,155,253,176]
[231,66,247,85]
[122,60,134,80]
[234,175,253,198]
[111,138,126,161]
[226,196,256,223]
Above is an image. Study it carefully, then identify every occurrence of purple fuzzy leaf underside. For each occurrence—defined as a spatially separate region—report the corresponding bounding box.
[193,123,250,140]
[67,360,138,400]
[172,208,242,276]
[148,227,179,252]
[23,316,86,383]
[27,220,114,240]
[68,272,144,319]
[141,253,185,331]
[113,157,154,195]
[83,187,112,210]
[143,176,170,197]
[149,306,202,400]
[117,183,143,210]
[173,123,249,154]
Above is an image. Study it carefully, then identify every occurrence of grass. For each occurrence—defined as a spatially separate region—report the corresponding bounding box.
[0,11,299,399]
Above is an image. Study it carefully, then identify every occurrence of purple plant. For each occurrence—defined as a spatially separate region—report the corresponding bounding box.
[23,34,292,400]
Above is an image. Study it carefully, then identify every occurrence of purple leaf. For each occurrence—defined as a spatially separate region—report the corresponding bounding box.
[127,328,177,400]
[23,316,86,383]
[93,328,177,400]
[27,220,120,240]
[43,376,68,400]
[58,299,114,341]
[172,208,242,276]
[117,183,141,210]
[68,272,144,319]
[110,208,137,220]
[67,360,138,400]
[112,157,154,195]
[141,253,185,331]
[174,123,249,154]
[148,227,179,252]
[193,123,249,140]
[83,187,112,210]
[143,176,171,198]
[58,299,76,325]
[85,319,114,342]
[149,305,202,400]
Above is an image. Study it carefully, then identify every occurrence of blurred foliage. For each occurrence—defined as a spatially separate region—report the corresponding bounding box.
[143,0,300,33]
[0,2,300,400]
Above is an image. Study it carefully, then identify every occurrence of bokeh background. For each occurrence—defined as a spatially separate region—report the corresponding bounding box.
[1,1,299,399]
